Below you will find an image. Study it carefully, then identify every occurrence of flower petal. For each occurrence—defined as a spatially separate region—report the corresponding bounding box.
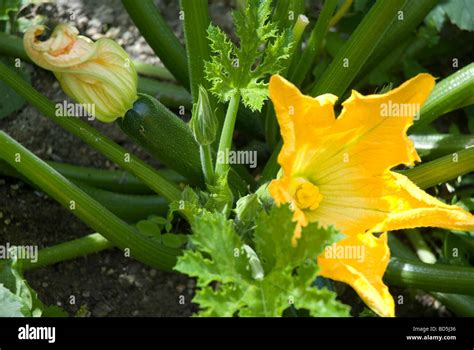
[24,24,95,71]
[373,172,474,232]
[303,74,435,181]
[318,232,394,317]
[269,75,337,177]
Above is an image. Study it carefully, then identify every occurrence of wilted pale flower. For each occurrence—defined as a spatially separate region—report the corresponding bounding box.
[24,24,137,122]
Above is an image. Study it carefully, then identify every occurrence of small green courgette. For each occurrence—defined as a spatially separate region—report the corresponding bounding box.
[118,94,249,194]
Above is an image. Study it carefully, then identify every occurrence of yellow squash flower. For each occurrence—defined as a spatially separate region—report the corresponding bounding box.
[268,74,474,317]
[24,24,137,122]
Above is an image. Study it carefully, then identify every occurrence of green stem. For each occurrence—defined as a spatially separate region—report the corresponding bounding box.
[215,93,241,177]
[291,0,338,87]
[404,229,437,264]
[200,144,215,185]
[272,0,290,29]
[384,257,474,295]
[0,161,169,221]
[356,0,438,82]
[401,147,474,189]
[388,234,474,316]
[259,140,282,185]
[0,131,180,270]
[429,293,474,317]
[121,0,189,89]
[22,233,113,271]
[0,159,184,194]
[329,0,353,27]
[265,14,310,150]
[180,0,211,102]
[137,77,192,110]
[0,32,29,61]
[76,182,169,222]
[311,0,405,97]
[410,134,474,160]
[132,61,175,81]
[286,14,309,77]
[180,0,225,135]
[0,61,182,203]
[411,63,474,133]
[264,105,278,151]
[354,38,412,90]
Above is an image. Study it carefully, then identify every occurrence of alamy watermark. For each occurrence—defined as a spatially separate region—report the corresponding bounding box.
[0,242,38,263]
[324,242,365,263]
[380,100,420,120]
[216,149,257,168]
[55,100,96,121]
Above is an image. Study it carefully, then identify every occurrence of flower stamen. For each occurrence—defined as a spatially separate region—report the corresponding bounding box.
[292,178,323,211]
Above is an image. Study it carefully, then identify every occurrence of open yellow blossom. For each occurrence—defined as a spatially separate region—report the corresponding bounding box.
[24,24,137,122]
[268,74,474,317]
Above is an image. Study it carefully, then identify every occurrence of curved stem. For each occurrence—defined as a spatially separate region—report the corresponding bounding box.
[0,160,169,221]
[75,181,169,222]
[22,233,113,271]
[0,159,185,194]
[0,131,180,270]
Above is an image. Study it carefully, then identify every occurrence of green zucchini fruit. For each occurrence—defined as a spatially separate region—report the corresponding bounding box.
[118,94,249,194]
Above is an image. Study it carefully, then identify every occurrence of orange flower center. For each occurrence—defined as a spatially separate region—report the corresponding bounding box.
[293,178,322,211]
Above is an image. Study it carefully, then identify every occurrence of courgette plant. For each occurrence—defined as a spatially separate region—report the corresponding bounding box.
[0,0,474,317]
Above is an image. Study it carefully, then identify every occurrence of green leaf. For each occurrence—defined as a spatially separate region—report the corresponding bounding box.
[0,57,30,119]
[234,193,262,226]
[0,254,65,317]
[136,218,188,248]
[254,205,345,273]
[42,305,68,317]
[175,206,350,317]
[161,233,188,249]
[137,219,162,238]
[443,0,474,31]
[205,172,233,214]
[425,4,447,32]
[0,284,24,317]
[204,0,293,111]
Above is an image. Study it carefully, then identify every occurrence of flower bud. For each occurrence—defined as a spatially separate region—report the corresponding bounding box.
[23,24,137,122]
[242,244,264,281]
[235,193,261,225]
[190,85,218,146]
